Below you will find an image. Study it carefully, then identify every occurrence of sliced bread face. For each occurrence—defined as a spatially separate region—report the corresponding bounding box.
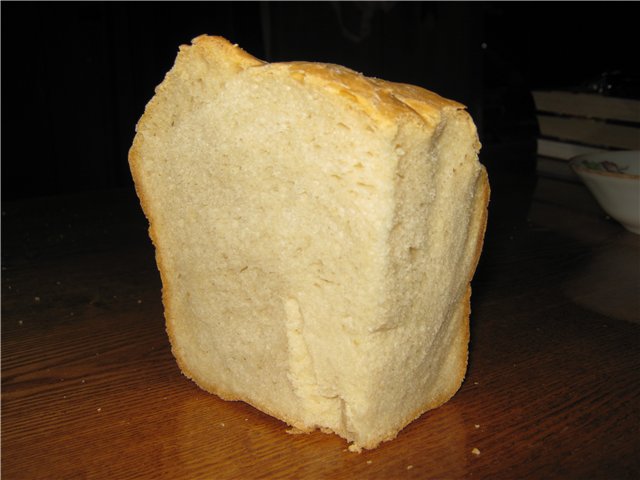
[130,36,489,451]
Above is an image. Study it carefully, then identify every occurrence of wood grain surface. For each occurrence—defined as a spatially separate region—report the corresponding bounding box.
[2,174,639,479]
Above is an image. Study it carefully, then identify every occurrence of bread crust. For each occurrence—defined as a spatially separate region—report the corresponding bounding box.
[187,35,466,128]
[275,61,465,127]
[129,35,490,451]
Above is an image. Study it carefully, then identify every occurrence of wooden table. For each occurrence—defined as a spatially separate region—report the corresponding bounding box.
[3,173,639,479]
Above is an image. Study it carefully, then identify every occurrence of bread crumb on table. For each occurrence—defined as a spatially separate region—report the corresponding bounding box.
[472,447,481,456]
[475,424,480,429]
[285,427,306,435]
[407,465,414,470]
[366,460,372,465]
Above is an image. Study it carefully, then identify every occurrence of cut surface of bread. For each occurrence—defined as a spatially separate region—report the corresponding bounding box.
[129,35,489,451]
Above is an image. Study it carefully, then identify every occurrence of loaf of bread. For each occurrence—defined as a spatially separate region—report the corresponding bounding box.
[129,35,489,451]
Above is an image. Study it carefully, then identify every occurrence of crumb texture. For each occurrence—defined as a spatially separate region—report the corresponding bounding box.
[129,35,489,450]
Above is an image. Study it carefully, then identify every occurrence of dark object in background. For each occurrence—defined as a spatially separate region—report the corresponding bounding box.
[1,2,638,201]
[578,70,640,99]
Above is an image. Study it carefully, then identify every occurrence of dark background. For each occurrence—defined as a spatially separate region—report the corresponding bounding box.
[2,2,638,201]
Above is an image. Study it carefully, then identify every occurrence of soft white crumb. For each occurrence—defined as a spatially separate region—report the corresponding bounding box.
[97,407,102,413]
[472,447,481,456]
[18,320,23,326]
[220,422,225,427]
[475,424,480,429]
[366,460,372,465]
[407,465,413,470]
[137,299,142,304]
[34,296,40,302]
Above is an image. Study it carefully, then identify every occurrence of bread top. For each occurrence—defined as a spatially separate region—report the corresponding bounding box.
[181,35,467,130]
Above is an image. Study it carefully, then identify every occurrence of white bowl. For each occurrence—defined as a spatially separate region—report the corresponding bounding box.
[570,150,640,234]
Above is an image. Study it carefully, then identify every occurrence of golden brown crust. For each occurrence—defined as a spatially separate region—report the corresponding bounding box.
[169,35,465,130]
[276,61,464,126]
[190,35,265,69]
